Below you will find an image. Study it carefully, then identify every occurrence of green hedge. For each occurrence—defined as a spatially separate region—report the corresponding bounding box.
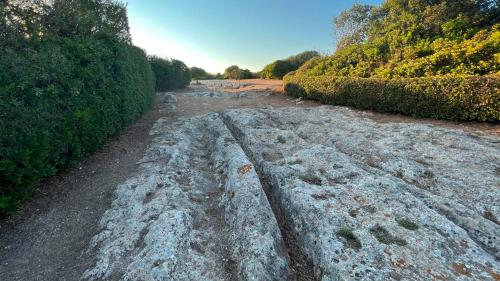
[284,73,500,122]
[149,56,191,91]
[260,51,319,80]
[0,35,155,213]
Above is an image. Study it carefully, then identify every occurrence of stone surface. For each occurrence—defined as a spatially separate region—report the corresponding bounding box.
[208,115,291,280]
[84,99,499,280]
[83,112,289,281]
[221,106,499,281]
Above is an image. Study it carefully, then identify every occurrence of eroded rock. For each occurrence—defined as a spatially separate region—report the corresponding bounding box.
[221,106,499,281]
[85,104,499,281]
[84,114,289,280]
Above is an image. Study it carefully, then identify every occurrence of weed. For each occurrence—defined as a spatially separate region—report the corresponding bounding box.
[395,169,404,179]
[423,170,435,178]
[337,228,362,250]
[300,174,322,186]
[277,135,286,144]
[397,218,419,230]
[289,159,303,165]
[421,170,437,189]
[483,210,499,224]
[370,225,407,246]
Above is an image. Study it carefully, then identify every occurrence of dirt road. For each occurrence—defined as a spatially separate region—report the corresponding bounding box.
[1,80,498,280]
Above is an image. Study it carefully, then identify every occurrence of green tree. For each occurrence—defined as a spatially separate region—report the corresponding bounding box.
[190,66,215,80]
[294,0,500,79]
[240,68,255,79]
[3,0,131,42]
[224,65,242,79]
[223,66,255,79]
[260,51,319,79]
[284,0,500,123]
[333,4,374,50]
[149,57,191,91]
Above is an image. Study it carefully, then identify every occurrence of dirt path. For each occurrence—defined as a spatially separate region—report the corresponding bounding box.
[0,82,316,281]
[1,79,498,281]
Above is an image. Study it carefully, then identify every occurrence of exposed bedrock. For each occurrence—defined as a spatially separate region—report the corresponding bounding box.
[221,106,499,281]
[83,113,290,281]
[84,104,499,281]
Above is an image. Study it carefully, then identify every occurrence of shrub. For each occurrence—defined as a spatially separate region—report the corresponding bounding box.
[325,1,500,80]
[190,67,215,80]
[0,36,155,213]
[0,0,157,214]
[261,60,294,80]
[149,56,191,91]
[283,1,499,124]
[284,73,500,122]
[296,25,500,79]
[223,65,255,80]
[260,51,319,80]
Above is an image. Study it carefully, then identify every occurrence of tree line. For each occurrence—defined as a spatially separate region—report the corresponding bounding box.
[260,51,319,79]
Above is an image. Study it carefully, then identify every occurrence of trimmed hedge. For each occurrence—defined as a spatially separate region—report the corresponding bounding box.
[284,73,500,122]
[149,56,191,91]
[0,35,155,213]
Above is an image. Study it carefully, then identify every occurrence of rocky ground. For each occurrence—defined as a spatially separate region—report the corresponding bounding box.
[1,80,499,280]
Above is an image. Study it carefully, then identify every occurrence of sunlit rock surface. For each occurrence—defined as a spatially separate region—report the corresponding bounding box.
[85,102,499,280]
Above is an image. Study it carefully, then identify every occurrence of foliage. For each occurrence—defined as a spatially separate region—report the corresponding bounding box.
[298,25,500,79]
[149,56,191,91]
[260,51,319,79]
[190,67,215,80]
[337,228,362,249]
[3,0,131,42]
[397,218,419,230]
[223,65,255,80]
[224,65,241,79]
[0,0,158,214]
[334,4,374,50]
[285,0,500,122]
[296,0,500,79]
[284,73,500,122]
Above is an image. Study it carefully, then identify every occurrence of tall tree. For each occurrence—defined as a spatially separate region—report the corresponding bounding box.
[333,4,374,50]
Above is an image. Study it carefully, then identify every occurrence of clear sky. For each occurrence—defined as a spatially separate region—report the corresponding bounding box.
[125,0,382,73]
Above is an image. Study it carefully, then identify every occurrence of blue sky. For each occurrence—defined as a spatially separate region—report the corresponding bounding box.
[126,0,382,73]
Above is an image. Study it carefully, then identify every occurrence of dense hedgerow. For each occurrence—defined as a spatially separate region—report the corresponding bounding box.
[0,0,158,214]
[260,51,319,80]
[284,74,500,122]
[0,36,155,213]
[285,0,499,121]
[149,56,191,91]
